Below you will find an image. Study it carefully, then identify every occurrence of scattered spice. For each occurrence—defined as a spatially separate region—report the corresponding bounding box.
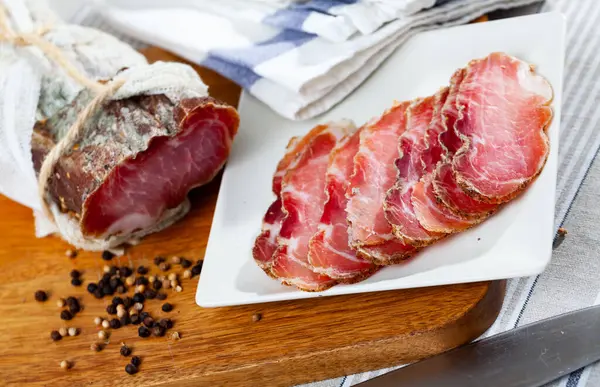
[117,286,127,294]
[171,256,181,264]
[159,262,171,272]
[56,298,66,308]
[130,314,141,325]
[191,263,203,277]
[125,363,138,375]
[182,270,191,279]
[159,319,173,329]
[87,283,98,294]
[131,356,142,367]
[34,290,48,302]
[117,309,127,319]
[120,344,132,357]
[180,259,192,268]
[175,285,182,293]
[110,318,121,329]
[98,330,109,340]
[558,227,568,235]
[70,278,82,287]
[50,330,62,341]
[70,269,81,278]
[60,310,73,321]
[94,317,103,326]
[168,273,177,281]
[120,315,131,326]
[137,266,148,275]
[132,293,145,303]
[143,317,154,328]
[123,297,133,309]
[60,360,71,370]
[138,326,150,338]
[121,267,133,277]
[156,292,167,301]
[153,256,165,266]
[65,249,77,258]
[68,327,78,337]
[112,296,124,306]
[153,326,166,337]
[133,302,144,312]
[139,312,150,321]
[90,342,103,352]
[170,280,178,289]
[59,327,68,337]
[252,313,262,322]
[162,279,171,289]
[554,227,569,249]
[69,303,80,314]
[106,304,117,315]
[93,289,104,299]
[161,303,173,312]
[136,285,146,293]
[101,250,115,261]
[125,277,135,286]
[144,289,157,300]
[102,320,111,329]
[171,331,181,340]
[103,265,111,273]
[152,280,162,290]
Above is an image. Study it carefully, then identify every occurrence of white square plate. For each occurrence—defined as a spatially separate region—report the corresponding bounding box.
[197,12,565,307]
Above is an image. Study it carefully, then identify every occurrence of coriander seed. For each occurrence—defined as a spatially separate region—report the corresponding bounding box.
[183,270,191,279]
[68,327,78,336]
[252,313,262,322]
[93,316,102,326]
[161,303,173,312]
[50,330,62,341]
[60,310,73,321]
[120,344,132,357]
[136,285,145,293]
[102,320,110,329]
[60,360,71,370]
[175,285,182,292]
[90,342,102,352]
[117,309,126,318]
[56,298,65,308]
[125,276,135,286]
[98,330,108,340]
[133,302,143,311]
[171,256,181,264]
[171,331,181,340]
[59,327,68,337]
[170,280,178,289]
[34,290,48,302]
[168,273,177,281]
[125,363,138,375]
[148,275,156,283]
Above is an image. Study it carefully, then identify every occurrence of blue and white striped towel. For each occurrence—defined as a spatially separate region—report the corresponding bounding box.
[86,0,541,120]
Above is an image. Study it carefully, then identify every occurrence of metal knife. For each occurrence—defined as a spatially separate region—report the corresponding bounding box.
[356,305,600,387]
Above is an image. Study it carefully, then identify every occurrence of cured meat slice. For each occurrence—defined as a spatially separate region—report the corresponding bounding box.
[271,120,354,291]
[346,102,416,265]
[252,137,303,273]
[383,96,444,246]
[452,52,553,203]
[32,95,239,244]
[308,129,378,282]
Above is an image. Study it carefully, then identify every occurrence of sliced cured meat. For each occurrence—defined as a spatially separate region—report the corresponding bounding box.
[384,96,444,246]
[420,87,449,173]
[33,95,239,245]
[308,129,378,282]
[271,120,354,291]
[253,128,327,273]
[346,102,416,264]
[452,52,553,203]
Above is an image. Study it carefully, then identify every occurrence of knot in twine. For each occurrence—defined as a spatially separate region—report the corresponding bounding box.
[0,5,126,223]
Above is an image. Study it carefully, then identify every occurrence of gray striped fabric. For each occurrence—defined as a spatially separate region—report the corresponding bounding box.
[62,1,600,386]
[307,0,600,386]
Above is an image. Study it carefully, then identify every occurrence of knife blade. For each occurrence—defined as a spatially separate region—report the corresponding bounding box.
[356,305,600,387]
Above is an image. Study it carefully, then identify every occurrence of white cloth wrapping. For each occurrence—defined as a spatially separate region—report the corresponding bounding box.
[93,0,541,120]
[0,0,208,249]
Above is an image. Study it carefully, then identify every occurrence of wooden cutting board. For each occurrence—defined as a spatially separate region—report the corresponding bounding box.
[0,47,505,387]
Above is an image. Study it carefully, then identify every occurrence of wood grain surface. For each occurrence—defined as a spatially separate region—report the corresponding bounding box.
[0,47,505,387]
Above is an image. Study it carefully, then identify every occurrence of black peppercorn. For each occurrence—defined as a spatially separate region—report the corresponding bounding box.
[152,280,162,290]
[125,363,138,375]
[109,278,121,289]
[60,310,73,321]
[191,263,203,277]
[112,296,124,306]
[110,318,121,329]
[153,326,166,337]
[137,266,148,275]
[153,256,165,266]
[143,289,156,300]
[93,289,104,299]
[180,259,192,268]
[130,314,141,325]
[66,296,77,306]
[117,286,127,294]
[156,292,167,301]
[120,315,130,326]
[87,283,98,294]
[98,279,106,288]
[131,356,141,367]
[138,326,150,338]
[70,278,82,287]
[102,286,114,296]
[142,316,154,328]
[135,276,148,286]
[123,297,133,309]
[159,318,173,329]
[106,304,117,315]
[159,262,170,272]
[34,290,48,302]
[69,303,81,314]
[120,344,132,357]
[161,303,173,312]
[50,330,62,341]
[70,269,81,278]
[101,250,114,261]
[139,312,149,320]
[132,293,145,304]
